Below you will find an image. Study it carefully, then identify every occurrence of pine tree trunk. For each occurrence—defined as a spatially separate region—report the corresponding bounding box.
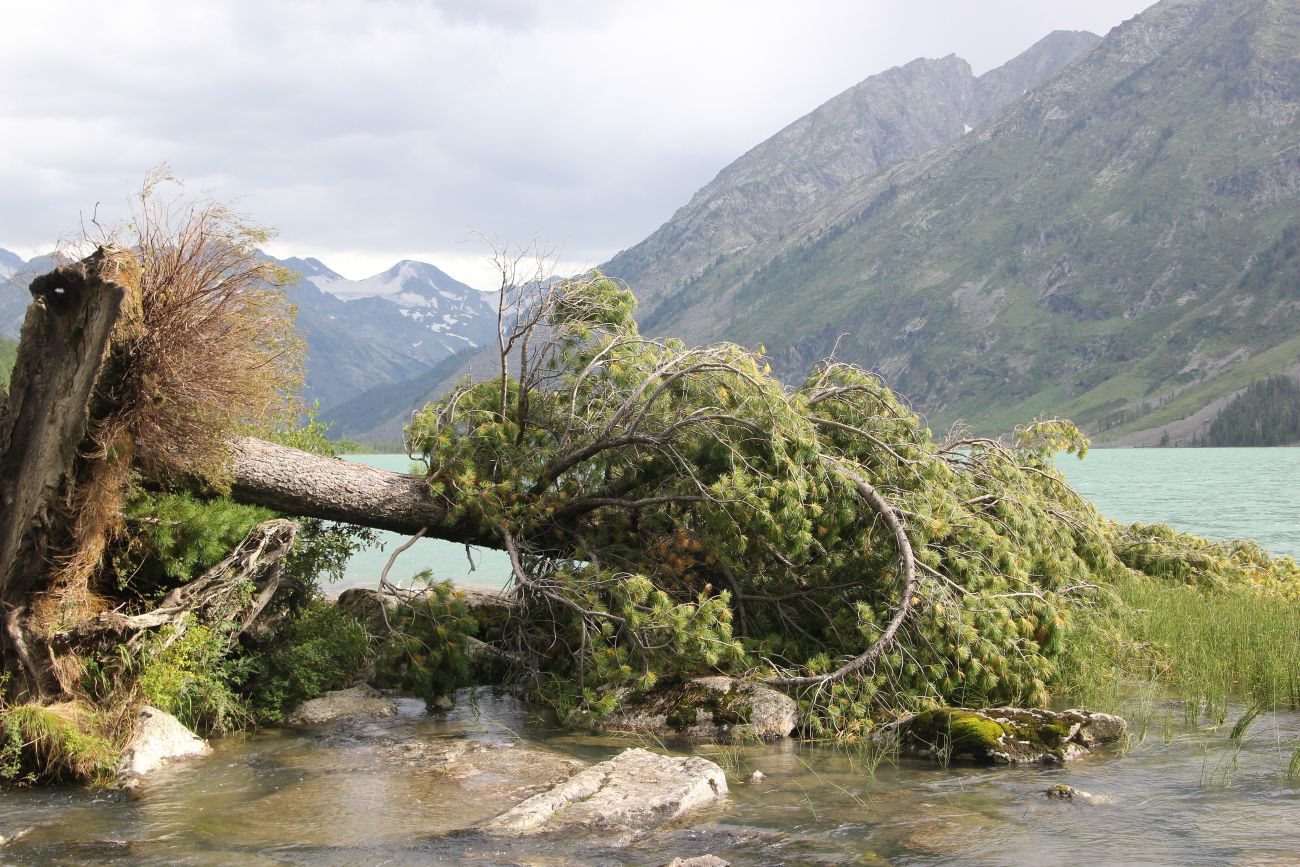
[226,437,495,546]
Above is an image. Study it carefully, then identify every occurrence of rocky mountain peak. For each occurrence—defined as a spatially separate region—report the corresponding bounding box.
[603,29,1100,323]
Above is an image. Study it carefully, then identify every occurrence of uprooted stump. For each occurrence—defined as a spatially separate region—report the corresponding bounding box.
[598,676,798,741]
[63,519,298,654]
[480,747,728,843]
[898,706,1127,764]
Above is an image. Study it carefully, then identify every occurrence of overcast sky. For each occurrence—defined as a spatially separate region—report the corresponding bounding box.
[2,0,1153,290]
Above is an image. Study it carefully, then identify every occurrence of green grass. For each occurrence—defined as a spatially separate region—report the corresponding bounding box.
[0,334,16,388]
[1119,579,1300,721]
[1,703,117,785]
[1057,576,1300,723]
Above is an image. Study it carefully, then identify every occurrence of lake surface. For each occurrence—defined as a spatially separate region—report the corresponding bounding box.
[333,447,1300,596]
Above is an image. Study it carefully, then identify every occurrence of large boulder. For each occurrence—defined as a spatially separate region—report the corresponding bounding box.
[599,677,797,741]
[898,706,1127,764]
[284,684,398,725]
[481,747,727,840]
[116,705,210,781]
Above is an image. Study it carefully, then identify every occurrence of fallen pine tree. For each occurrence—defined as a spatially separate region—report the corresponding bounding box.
[2,184,1297,783]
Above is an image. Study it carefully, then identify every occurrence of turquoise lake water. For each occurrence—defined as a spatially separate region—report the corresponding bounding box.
[333,447,1299,593]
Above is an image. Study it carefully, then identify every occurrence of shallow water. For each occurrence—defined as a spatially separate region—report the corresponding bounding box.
[10,451,1287,861]
[1,691,1296,864]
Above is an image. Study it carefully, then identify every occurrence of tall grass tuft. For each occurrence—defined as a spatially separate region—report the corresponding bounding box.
[0,702,116,785]
[1119,579,1299,722]
[1056,575,1299,722]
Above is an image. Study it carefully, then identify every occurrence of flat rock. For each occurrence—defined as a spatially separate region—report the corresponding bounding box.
[898,706,1127,764]
[666,857,731,866]
[116,705,210,781]
[284,684,398,725]
[600,677,797,741]
[481,747,727,839]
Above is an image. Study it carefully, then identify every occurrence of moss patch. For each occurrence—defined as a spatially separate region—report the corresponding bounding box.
[906,709,1010,759]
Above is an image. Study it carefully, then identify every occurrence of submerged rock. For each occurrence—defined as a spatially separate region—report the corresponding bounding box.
[1045,783,1114,805]
[599,677,797,741]
[116,705,210,781]
[285,684,398,725]
[667,857,731,866]
[481,747,728,840]
[898,707,1127,764]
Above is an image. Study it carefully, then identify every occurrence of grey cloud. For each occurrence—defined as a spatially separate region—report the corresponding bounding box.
[1,0,1153,285]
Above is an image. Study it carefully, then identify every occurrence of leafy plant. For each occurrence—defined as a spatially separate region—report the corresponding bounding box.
[239,600,372,722]
[134,619,250,734]
[371,576,478,707]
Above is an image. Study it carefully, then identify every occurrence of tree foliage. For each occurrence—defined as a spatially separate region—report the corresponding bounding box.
[407,273,1299,735]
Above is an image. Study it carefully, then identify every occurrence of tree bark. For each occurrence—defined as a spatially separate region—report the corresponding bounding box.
[0,247,139,697]
[226,436,497,547]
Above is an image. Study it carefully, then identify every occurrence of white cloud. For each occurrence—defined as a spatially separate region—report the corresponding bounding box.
[0,0,1153,289]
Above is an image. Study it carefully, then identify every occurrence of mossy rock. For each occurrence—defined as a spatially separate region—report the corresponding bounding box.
[898,706,1126,764]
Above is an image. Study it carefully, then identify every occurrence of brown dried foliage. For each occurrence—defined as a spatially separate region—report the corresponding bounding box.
[47,171,303,628]
[91,170,304,485]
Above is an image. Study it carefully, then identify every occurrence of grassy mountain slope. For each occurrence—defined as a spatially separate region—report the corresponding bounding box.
[606,31,1100,325]
[630,0,1300,441]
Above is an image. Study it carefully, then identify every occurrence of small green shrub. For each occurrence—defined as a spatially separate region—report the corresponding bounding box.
[372,576,478,707]
[136,619,250,734]
[240,601,372,722]
[113,491,273,596]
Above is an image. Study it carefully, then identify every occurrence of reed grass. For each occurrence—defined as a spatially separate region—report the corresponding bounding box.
[1056,575,1300,723]
[1119,578,1299,722]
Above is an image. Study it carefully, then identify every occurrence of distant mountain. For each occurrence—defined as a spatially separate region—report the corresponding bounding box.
[0,245,499,418]
[604,30,1100,326]
[607,0,1300,444]
[275,256,498,411]
[321,348,481,444]
[0,248,23,279]
[1,247,30,339]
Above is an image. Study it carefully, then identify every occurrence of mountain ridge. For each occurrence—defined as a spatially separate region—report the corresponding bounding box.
[0,245,499,414]
[605,29,1101,324]
[609,0,1300,443]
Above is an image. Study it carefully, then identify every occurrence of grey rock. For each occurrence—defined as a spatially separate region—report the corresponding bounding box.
[481,747,727,840]
[667,857,731,867]
[284,684,398,726]
[1045,783,1114,805]
[116,705,210,782]
[600,676,797,741]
